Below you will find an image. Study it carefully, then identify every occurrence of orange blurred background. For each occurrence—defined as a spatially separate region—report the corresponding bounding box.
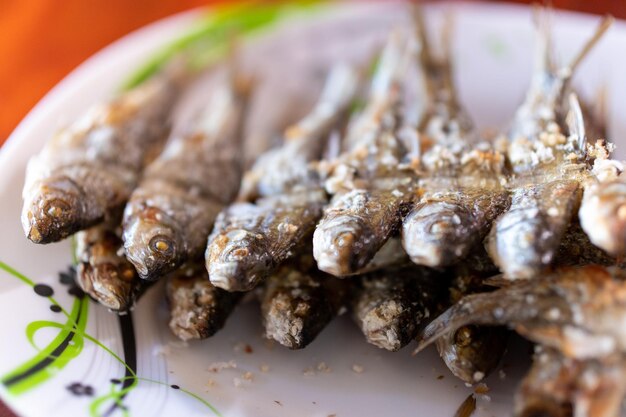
[0,0,624,146]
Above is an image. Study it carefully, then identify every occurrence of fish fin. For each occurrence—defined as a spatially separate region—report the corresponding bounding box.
[323,129,342,162]
[560,15,613,79]
[531,4,555,77]
[566,93,587,152]
[414,290,524,353]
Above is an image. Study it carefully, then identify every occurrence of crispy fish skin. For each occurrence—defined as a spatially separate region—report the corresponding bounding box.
[74,221,141,312]
[123,75,249,280]
[416,265,626,360]
[206,191,326,292]
[261,258,349,349]
[486,180,581,279]
[166,263,242,341]
[22,65,184,244]
[515,347,626,417]
[352,266,443,351]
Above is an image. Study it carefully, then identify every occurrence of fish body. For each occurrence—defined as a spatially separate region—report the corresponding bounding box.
[22,65,184,243]
[166,263,242,341]
[401,9,510,269]
[123,73,250,280]
[238,64,358,202]
[352,265,444,351]
[206,191,326,291]
[261,254,349,349]
[486,16,613,279]
[436,325,507,384]
[314,32,419,276]
[404,174,509,267]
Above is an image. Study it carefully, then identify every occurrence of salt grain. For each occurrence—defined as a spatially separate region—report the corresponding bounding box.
[209,360,237,373]
[352,364,364,374]
[317,362,332,373]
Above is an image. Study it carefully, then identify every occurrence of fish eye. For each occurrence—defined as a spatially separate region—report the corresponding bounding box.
[43,199,71,218]
[150,235,174,256]
[454,326,474,347]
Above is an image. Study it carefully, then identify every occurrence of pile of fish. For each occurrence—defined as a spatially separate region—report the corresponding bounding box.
[21,6,626,416]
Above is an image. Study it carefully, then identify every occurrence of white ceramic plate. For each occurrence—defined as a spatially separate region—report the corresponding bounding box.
[2,3,626,417]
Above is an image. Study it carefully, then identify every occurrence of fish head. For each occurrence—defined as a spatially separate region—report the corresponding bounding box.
[77,261,136,311]
[22,176,87,243]
[436,325,508,384]
[580,181,626,256]
[123,209,184,280]
[206,229,272,292]
[402,201,473,267]
[487,207,554,279]
[313,214,373,276]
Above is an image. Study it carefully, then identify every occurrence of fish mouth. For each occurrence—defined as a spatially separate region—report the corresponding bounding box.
[313,215,372,276]
[402,202,472,267]
[206,230,272,291]
[22,178,85,243]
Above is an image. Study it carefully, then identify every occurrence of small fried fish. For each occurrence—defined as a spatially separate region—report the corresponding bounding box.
[206,64,359,291]
[207,191,326,291]
[22,63,185,243]
[399,8,510,268]
[123,71,250,280]
[314,31,418,276]
[486,14,613,279]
